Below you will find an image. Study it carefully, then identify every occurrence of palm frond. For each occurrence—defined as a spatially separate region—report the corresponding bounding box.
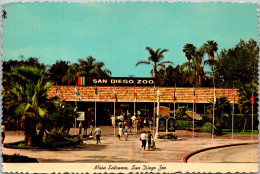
[136,61,150,67]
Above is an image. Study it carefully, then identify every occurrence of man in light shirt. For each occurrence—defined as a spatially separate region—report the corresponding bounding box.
[140,131,147,150]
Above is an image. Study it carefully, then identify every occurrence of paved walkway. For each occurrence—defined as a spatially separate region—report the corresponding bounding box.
[2,126,258,163]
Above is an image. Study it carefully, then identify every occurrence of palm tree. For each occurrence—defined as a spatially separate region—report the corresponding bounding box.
[238,82,258,132]
[207,97,231,135]
[90,61,111,77]
[203,40,218,85]
[62,63,81,85]
[6,66,56,146]
[180,45,206,87]
[136,47,174,77]
[183,43,196,62]
[62,56,111,84]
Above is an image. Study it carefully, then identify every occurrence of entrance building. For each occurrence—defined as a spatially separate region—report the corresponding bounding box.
[48,83,238,126]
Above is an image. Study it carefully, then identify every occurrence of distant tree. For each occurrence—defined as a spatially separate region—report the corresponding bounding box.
[216,39,259,87]
[183,43,196,62]
[158,65,184,86]
[3,58,46,73]
[48,60,70,85]
[62,56,111,85]
[237,82,258,132]
[136,47,174,77]
[180,44,206,87]
[202,40,218,85]
[62,63,81,85]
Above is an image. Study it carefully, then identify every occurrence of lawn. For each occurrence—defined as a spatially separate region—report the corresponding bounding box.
[222,129,259,135]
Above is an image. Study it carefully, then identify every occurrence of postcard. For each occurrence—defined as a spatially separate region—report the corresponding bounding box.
[1,1,259,173]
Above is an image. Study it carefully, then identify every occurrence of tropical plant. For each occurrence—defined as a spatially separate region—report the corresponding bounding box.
[4,66,56,146]
[136,47,174,77]
[48,60,70,85]
[237,82,258,132]
[202,40,218,85]
[180,44,207,87]
[4,66,80,146]
[206,97,231,135]
[62,56,111,84]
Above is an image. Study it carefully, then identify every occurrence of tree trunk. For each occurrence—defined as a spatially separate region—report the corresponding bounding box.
[36,126,46,145]
[24,117,37,146]
[243,116,247,132]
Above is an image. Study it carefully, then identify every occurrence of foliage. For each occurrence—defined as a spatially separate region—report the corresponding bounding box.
[3,154,38,163]
[48,60,70,85]
[62,56,111,85]
[237,82,258,132]
[206,97,231,135]
[216,39,259,87]
[176,120,191,130]
[136,47,174,77]
[4,136,81,149]
[43,129,80,144]
[159,133,178,139]
[175,106,187,120]
[158,65,185,86]
[180,44,207,87]
[201,122,212,133]
[3,65,79,146]
[202,40,218,86]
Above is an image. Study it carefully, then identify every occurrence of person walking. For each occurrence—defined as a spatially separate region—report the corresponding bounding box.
[79,121,82,135]
[128,118,132,132]
[118,124,123,140]
[147,131,153,150]
[94,125,101,144]
[140,131,147,150]
[124,122,129,140]
[149,119,153,131]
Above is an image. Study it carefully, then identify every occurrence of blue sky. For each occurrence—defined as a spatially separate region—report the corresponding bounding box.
[2,2,259,77]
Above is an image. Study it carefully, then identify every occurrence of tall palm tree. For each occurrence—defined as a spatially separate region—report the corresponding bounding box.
[136,47,174,77]
[203,40,218,85]
[180,45,206,87]
[183,43,196,62]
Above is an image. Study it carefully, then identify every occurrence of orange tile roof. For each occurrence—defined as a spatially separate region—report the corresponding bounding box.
[48,86,239,104]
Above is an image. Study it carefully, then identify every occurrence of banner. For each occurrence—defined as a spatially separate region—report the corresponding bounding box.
[78,77,160,86]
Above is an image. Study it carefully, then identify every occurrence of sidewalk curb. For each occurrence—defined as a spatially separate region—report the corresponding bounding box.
[183,141,258,163]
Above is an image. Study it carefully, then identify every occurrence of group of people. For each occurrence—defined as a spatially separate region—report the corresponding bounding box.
[111,114,154,134]
[118,120,130,140]
[140,131,154,150]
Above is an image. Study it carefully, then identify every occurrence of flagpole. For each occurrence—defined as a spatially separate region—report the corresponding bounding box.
[212,85,215,139]
[174,83,176,119]
[95,84,97,129]
[232,86,234,139]
[251,104,253,140]
[114,85,116,136]
[75,83,77,135]
[134,84,136,139]
[192,85,195,138]
[153,84,156,137]
[251,89,254,140]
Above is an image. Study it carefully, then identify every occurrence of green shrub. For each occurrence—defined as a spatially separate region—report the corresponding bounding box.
[201,122,212,133]
[176,120,191,130]
[159,133,178,139]
[43,129,67,143]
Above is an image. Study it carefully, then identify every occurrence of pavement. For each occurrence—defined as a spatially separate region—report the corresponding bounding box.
[2,126,258,163]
